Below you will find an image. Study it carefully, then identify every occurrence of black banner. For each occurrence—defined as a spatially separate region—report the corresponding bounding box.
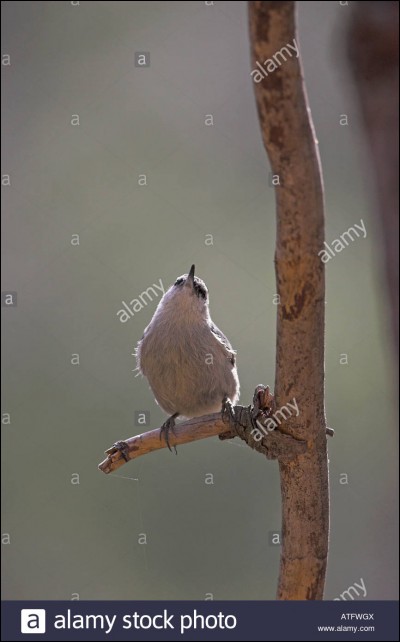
[2,600,398,641]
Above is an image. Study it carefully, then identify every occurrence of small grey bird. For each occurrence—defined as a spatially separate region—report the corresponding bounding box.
[136,265,240,451]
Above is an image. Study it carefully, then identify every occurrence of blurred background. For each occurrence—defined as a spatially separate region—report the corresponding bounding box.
[1,1,398,600]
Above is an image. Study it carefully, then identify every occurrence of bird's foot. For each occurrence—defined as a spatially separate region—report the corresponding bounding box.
[221,396,235,423]
[160,413,179,454]
[218,396,237,440]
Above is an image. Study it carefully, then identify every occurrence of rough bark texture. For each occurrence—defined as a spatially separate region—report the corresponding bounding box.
[347,1,399,356]
[248,1,329,599]
[98,389,311,474]
[99,413,228,474]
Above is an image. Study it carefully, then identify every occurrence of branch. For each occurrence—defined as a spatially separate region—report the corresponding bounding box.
[98,386,323,475]
[99,413,230,475]
[249,1,329,599]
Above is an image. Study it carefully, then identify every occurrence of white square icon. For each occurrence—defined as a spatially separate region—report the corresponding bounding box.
[20,609,46,634]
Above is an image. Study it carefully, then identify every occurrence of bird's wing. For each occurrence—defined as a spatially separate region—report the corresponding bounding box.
[134,337,146,375]
[210,322,236,366]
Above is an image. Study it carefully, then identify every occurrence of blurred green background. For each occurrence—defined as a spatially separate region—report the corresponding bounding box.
[1,1,398,600]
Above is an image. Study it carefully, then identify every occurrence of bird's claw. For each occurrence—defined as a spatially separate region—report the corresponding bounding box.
[221,396,236,425]
[160,414,178,454]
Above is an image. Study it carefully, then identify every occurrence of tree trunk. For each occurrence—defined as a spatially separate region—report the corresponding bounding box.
[248,1,329,600]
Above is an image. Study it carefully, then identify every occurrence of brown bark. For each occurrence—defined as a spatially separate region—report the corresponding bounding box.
[248,1,329,599]
[98,390,319,475]
[99,413,229,474]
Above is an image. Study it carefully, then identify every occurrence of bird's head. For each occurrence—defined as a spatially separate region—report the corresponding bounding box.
[161,265,209,320]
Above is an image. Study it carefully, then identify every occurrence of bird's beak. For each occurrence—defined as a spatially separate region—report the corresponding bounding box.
[185,264,195,287]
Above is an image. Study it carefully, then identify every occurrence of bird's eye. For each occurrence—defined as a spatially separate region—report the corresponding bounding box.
[174,277,185,286]
[194,282,207,300]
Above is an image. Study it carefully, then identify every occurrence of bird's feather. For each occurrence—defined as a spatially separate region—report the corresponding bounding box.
[210,322,236,365]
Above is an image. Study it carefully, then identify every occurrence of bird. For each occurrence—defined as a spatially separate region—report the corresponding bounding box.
[136,264,240,451]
